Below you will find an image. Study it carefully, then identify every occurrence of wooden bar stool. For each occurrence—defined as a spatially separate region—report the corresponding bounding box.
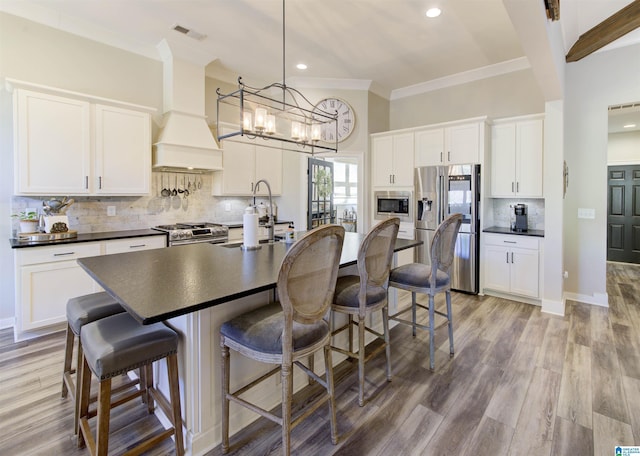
[62,292,126,432]
[77,312,184,456]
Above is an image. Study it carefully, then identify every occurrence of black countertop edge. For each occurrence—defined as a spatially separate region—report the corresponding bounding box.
[482,226,545,237]
[9,229,167,249]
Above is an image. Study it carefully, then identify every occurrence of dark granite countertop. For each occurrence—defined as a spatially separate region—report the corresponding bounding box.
[9,229,167,249]
[483,226,545,238]
[77,232,421,325]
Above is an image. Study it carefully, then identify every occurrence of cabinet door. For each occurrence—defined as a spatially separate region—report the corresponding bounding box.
[392,133,415,186]
[483,244,511,292]
[94,104,151,195]
[415,128,444,167]
[371,135,394,187]
[515,119,543,197]
[447,123,480,164]
[490,123,517,197]
[254,144,282,196]
[19,261,99,331]
[509,247,539,297]
[215,139,255,195]
[15,90,90,194]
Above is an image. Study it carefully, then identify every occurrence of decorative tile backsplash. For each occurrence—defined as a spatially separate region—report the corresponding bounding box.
[488,198,545,230]
[10,172,271,235]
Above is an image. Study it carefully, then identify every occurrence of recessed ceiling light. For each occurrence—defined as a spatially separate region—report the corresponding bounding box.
[296,63,308,70]
[426,7,441,18]
[623,123,637,128]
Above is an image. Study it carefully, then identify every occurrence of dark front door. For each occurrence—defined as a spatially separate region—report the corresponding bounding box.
[308,158,334,230]
[607,165,640,263]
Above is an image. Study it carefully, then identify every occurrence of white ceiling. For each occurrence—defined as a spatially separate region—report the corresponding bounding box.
[2,0,640,95]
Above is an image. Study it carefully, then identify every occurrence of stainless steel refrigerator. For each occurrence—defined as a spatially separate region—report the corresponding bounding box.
[415,164,480,293]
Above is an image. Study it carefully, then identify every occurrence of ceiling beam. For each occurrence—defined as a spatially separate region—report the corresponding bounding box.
[566,0,640,62]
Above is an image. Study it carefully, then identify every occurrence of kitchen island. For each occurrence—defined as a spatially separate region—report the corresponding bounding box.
[77,232,421,455]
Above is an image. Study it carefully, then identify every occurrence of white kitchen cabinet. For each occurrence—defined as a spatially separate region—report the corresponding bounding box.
[94,104,151,194]
[371,132,414,187]
[490,115,543,197]
[14,235,166,341]
[10,81,154,196]
[483,233,539,298]
[415,122,481,166]
[14,89,91,195]
[103,235,166,254]
[213,126,282,196]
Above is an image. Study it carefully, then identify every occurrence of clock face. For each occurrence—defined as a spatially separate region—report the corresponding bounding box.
[313,98,356,143]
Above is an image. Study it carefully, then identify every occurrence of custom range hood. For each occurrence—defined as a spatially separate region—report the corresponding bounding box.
[153,39,222,172]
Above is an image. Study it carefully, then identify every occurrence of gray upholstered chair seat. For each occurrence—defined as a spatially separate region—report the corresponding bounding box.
[66,291,124,335]
[389,263,450,289]
[81,312,178,380]
[220,302,329,355]
[333,275,387,308]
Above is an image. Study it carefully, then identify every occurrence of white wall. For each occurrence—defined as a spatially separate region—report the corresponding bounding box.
[564,43,640,305]
[390,69,545,129]
[608,130,640,164]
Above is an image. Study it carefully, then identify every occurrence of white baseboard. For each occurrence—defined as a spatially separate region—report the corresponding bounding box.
[563,291,609,307]
[541,298,565,316]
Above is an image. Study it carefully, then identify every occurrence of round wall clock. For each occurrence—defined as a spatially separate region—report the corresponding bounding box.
[312,97,356,143]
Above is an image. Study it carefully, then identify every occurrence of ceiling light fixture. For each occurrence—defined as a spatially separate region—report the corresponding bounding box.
[426,7,441,18]
[296,63,308,70]
[216,0,337,154]
[623,123,637,128]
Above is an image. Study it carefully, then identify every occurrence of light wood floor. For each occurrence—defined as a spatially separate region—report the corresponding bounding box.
[1,262,638,455]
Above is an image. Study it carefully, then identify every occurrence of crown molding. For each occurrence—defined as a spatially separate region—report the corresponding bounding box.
[390,57,531,101]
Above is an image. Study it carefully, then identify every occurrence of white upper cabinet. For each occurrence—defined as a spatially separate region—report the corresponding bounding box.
[490,115,543,198]
[15,89,91,195]
[415,121,481,166]
[94,104,151,194]
[371,132,414,188]
[212,125,283,196]
[11,82,154,196]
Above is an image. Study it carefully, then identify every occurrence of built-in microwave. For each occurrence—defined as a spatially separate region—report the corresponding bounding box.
[374,191,413,222]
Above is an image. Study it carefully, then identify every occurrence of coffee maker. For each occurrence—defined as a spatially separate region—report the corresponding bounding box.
[513,203,528,232]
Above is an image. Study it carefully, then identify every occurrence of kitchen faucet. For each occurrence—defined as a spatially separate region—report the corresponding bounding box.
[253,179,274,243]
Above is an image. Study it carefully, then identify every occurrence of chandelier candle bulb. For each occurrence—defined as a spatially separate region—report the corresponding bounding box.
[291,121,302,140]
[243,112,252,131]
[311,124,321,141]
[254,108,267,130]
[266,115,276,134]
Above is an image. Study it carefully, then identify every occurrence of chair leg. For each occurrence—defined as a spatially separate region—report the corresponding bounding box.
[446,290,454,356]
[428,294,435,371]
[411,292,417,337]
[382,305,392,382]
[308,354,315,386]
[281,362,293,456]
[144,364,154,413]
[220,337,230,454]
[73,341,84,434]
[348,314,354,354]
[95,379,112,456]
[324,345,338,445]
[61,323,74,398]
[77,354,92,447]
[357,316,365,407]
[167,353,185,456]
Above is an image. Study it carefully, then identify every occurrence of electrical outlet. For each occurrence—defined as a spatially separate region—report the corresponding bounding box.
[577,208,595,219]
[107,206,116,216]
[225,202,231,212]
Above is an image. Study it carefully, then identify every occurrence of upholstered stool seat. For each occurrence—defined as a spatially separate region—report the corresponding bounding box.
[221,302,330,356]
[330,217,399,407]
[62,292,125,433]
[77,312,184,456]
[389,263,451,289]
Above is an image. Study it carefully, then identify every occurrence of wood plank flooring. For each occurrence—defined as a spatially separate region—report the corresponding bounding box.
[1,261,638,455]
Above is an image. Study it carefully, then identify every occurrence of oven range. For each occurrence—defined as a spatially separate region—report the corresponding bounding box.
[153,222,229,246]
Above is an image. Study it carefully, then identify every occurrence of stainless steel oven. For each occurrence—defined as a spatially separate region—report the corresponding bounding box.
[152,222,228,247]
[374,191,413,222]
